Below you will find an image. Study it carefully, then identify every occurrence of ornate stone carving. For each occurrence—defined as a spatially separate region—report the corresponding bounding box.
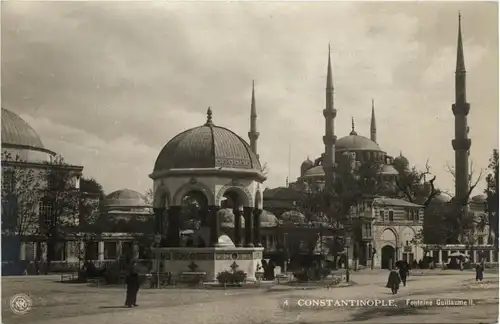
[173,252,214,261]
[215,184,253,207]
[215,252,253,260]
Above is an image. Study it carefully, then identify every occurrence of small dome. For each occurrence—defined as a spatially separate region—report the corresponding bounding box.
[394,152,409,167]
[260,210,279,227]
[303,165,325,178]
[281,210,306,224]
[335,134,382,152]
[105,189,149,208]
[153,109,261,173]
[301,157,314,169]
[1,108,45,149]
[217,208,246,228]
[380,164,399,175]
[471,194,487,203]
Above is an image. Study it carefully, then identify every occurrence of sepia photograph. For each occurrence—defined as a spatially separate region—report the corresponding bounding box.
[1,1,498,323]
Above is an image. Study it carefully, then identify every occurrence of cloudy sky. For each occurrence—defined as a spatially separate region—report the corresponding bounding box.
[2,1,498,196]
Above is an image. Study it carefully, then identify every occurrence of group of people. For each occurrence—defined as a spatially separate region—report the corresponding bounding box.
[386,260,486,295]
[386,261,410,295]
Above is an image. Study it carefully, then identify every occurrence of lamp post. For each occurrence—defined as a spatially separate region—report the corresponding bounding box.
[154,234,162,289]
[345,234,351,283]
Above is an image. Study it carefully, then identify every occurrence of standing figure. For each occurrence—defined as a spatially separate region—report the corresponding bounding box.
[265,259,276,280]
[125,266,140,307]
[398,262,409,287]
[475,263,484,282]
[386,267,402,295]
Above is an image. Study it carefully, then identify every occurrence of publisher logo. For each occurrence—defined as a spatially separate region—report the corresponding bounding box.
[10,293,32,315]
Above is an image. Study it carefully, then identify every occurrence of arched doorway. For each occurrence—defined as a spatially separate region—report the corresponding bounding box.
[179,190,209,247]
[381,245,395,270]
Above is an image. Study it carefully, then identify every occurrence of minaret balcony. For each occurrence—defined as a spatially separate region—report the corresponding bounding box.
[452,138,471,151]
[323,109,337,118]
[323,135,337,145]
[248,132,260,140]
[452,103,470,116]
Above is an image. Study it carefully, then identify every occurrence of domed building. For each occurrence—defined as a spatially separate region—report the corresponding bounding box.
[149,86,269,281]
[1,108,84,272]
[150,105,266,250]
[105,189,150,214]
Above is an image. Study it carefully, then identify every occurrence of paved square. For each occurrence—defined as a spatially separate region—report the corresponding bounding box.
[2,270,498,324]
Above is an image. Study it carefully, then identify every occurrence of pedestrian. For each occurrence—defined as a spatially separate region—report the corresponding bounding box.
[475,263,484,282]
[386,266,402,295]
[125,265,140,307]
[398,262,409,287]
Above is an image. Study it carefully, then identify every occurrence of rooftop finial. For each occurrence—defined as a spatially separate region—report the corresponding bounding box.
[400,150,403,157]
[350,117,358,135]
[206,106,213,125]
[456,11,466,73]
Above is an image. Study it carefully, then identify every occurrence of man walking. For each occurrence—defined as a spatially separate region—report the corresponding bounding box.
[125,264,140,307]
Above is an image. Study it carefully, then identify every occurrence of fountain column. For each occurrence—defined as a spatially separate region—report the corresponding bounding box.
[243,207,254,247]
[234,207,243,247]
[166,206,181,247]
[253,209,262,246]
[153,208,165,235]
[209,206,220,247]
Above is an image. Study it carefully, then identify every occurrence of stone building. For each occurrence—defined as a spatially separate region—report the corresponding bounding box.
[369,198,425,268]
[1,108,83,271]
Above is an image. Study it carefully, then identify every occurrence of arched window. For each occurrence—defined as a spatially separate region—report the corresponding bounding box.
[39,197,55,227]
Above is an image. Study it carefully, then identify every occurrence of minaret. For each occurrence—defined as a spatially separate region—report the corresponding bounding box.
[370,99,377,143]
[451,13,471,203]
[322,44,337,189]
[248,80,260,160]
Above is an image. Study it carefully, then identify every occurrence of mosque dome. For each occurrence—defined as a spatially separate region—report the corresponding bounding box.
[153,108,261,173]
[281,210,306,224]
[1,108,45,149]
[105,189,149,208]
[1,108,56,162]
[335,134,382,152]
[260,210,279,227]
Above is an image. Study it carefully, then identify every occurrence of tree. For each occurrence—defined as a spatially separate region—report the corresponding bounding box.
[394,160,439,207]
[41,156,83,273]
[442,160,484,244]
[485,149,499,251]
[79,177,105,228]
[1,152,44,261]
[144,188,154,206]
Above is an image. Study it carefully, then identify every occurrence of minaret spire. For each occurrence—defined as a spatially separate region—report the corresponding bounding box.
[350,117,357,136]
[456,12,466,74]
[451,12,471,206]
[322,44,337,190]
[370,98,377,143]
[248,80,260,160]
[205,106,213,125]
